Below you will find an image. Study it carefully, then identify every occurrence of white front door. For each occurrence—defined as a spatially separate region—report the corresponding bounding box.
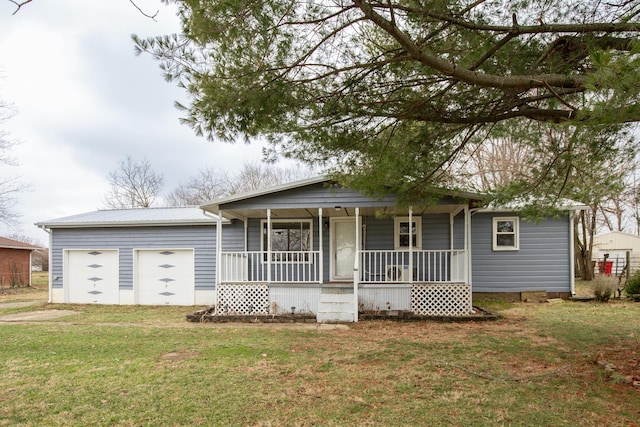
[331,218,357,281]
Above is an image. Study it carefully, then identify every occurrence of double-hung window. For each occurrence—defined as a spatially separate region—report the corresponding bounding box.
[394,217,422,249]
[261,220,313,262]
[493,217,519,251]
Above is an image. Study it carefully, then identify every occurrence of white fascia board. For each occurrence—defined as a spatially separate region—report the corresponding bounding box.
[35,219,226,229]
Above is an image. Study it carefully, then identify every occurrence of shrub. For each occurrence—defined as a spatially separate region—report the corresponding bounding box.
[592,277,616,302]
[625,270,640,297]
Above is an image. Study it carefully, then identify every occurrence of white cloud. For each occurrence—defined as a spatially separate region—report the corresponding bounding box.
[0,1,284,243]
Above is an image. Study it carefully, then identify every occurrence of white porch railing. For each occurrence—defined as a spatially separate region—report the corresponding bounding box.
[219,249,466,284]
[219,251,320,283]
[360,250,466,283]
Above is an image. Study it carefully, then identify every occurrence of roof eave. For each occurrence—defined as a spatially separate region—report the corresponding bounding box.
[35,219,224,229]
[200,176,332,212]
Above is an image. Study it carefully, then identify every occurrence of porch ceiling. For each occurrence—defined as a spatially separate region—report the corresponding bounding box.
[218,204,466,220]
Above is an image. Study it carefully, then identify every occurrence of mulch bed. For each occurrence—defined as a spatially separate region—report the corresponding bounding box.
[186,306,500,323]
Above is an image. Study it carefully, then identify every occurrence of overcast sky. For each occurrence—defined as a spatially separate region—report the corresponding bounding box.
[0,0,283,245]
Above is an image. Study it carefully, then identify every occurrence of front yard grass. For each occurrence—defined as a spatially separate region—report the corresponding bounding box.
[1,300,638,426]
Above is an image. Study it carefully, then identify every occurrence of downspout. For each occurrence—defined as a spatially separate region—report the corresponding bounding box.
[37,225,53,304]
[467,207,482,297]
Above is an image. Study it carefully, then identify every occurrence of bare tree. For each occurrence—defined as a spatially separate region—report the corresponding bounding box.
[0,98,28,227]
[460,137,536,192]
[104,156,163,209]
[222,162,310,195]
[624,168,640,236]
[166,162,315,206]
[6,233,42,247]
[165,168,227,206]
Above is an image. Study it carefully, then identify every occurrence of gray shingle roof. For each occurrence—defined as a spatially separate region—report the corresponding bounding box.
[36,207,221,229]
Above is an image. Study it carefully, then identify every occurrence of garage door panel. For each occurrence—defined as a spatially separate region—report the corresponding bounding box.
[66,250,119,304]
[136,250,194,305]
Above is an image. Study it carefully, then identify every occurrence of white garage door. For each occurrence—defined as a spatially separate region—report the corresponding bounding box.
[66,250,119,304]
[136,249,195,305]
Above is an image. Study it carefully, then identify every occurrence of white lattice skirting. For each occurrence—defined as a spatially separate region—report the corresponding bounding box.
[218,283,270,315]
[411,283,472,316]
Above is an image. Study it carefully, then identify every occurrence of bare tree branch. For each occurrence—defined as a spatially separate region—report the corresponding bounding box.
[8,0,159,20]
[104,156,164,209]
[128,0,158,21]
[9,0,33,15]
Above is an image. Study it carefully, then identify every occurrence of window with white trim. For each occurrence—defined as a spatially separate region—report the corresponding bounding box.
[261,220,313,261]
[394,217,422,249]
[493,217,519,251]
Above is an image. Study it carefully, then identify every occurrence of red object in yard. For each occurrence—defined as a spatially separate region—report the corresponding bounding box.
[598,261,613,275]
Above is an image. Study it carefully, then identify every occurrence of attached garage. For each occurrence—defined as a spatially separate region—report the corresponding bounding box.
[135,249,195,305]
[65,249,119,304]
[36,207,223,306]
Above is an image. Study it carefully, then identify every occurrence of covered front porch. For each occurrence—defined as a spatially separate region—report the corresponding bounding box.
[203,178,476,322]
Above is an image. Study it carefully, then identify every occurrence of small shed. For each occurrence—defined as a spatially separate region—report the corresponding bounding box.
[592,231,640,275]
[0,237,40,288]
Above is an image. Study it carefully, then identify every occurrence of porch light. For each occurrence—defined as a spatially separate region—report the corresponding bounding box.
[334,206,341,211]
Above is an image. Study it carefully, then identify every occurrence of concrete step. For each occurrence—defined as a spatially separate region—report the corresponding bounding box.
[320,285,354,294]
[319,292,353,304]
[317,287,356,322]
[317,310,355,323]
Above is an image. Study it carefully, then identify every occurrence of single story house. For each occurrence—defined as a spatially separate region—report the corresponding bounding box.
[0,236,41,287]
[36,177,585,321]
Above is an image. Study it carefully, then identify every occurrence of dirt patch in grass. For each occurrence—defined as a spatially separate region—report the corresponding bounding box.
[0,285,48,302]
[159,350,201,362]
[593,340,640,388]
[344,318,639,390]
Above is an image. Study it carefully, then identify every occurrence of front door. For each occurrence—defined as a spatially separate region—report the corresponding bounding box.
[331,218,357,281]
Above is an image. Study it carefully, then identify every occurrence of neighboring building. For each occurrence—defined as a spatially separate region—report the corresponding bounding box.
[0,237,40,288]
[592,231,640,276]
[36,177,586,321]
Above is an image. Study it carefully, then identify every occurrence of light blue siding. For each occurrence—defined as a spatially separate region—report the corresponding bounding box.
[221,220,245,251]
[220,182,465,211]
[239,214,459,281]
[50,225,216,291]
[471,212,571,293]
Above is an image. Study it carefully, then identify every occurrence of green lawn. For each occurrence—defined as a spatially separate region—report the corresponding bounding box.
[1,300,639,426]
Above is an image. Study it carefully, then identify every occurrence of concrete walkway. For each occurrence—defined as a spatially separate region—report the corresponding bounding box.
[0,300,79,322]
[0,301,44,309]
[0,309,79,322]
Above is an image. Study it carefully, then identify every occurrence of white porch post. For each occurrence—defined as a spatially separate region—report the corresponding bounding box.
[569,211,576,296]
[408,206,413,283]
[215,210,223,314]
[267,208,272,284]
[318,208,323,284]
[464,205,472,312]
[354,207,359,322]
